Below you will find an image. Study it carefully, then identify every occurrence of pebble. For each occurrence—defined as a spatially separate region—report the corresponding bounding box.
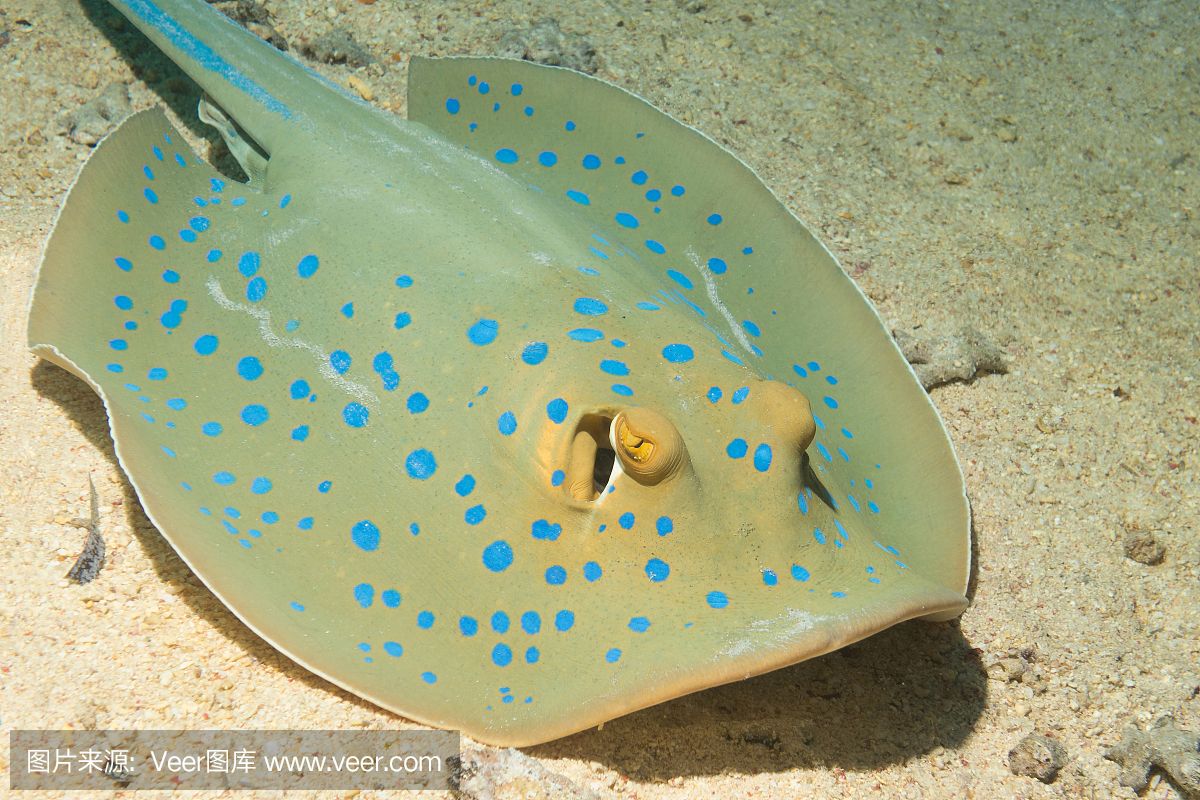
[1105,715,1200,796]
[893,325,1009,389]
[1122,530,1166,565]
[1008,733,1068,783]
[60,83,131,146]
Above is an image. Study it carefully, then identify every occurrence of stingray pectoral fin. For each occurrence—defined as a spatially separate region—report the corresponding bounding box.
[409,56,971,603]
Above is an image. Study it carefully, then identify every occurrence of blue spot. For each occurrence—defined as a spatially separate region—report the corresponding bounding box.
[645,239,666,254]
[566,189,590,205]
[144,188,158,204]
[237,356,263,381]
[178,230,196,243]
[467,319,499,345]
[538,150,557,166]
[662,344,693,363]
[582,154,601,169]
[395,274,414,288]
[824,396,839,409]
[340,302,354,318]
[583,561,602,582]
[666,269,693,290]
[868,501,880,514]
[813,528,826,544]
[763,569,779,586]
[753,443,773,472]
[792,565,810,582]
[611,384,633,397]
[445,97,460,114]
[600,359,629,376]
[707,386,723,403]
[511,83,523,96]
[394,312,412,329]
[707,257,728,274]
[241,404,268,426]
[568,328,604,342]
[495,147,518,163]
[628,617,650,633]
[707,213,723,225]
[251,477,272,494]
[491,612,510,633]
[551,470,565,487]
[482,540,512,572]
[417,610,434,629]
[289,379,310,400]
[421,672,437,684]
[605,648,622,663]
[147,367,168,381]
[406,392,428,414]
[106,364,124,373]
[343,402,369,428]
[148,235,165,250]
[645,558,670,582]
[213,471,235,486]
[565,120,576,131]
[521,342,548,365]
[546,398,568,424]
[645,189,662,201]
[246,276,267,302]
[497,411,517,435]
[492,644,512,667]
[297,254,319,278]
[459,616,478,636]
[615,212,639,228]
[732,386,750,404]
[478,81,490,94]
[743,320,761,337]
[656,516,673,536]
[109,339,127,351]
[465,505,486,525]
[206,249,222,263]
[166,398,187,410]
[290,601,304,612]
[117,210,129,223]
[237,251,260,277]
[380,589,400,607]
[726,438,748,459]
[354,583,374,608]
[330,350,352,374]
[525,647,540,664]
[202,421,222,437]
[405,448,436,479]
[555,610,575,631]
[291,424,309,442]
[826,375,839,386]
[545,565,567,585]
[521,611,541,634]
[383,641,403,657]
[631,170,648,185]
[706,591,729,609]
[454,474,476,497]
[114,295,133,310]
[531,519,561,541]
[670,184,685,196]
[619,512,635,530]
[351,519,380,551]
[279,194,290,209]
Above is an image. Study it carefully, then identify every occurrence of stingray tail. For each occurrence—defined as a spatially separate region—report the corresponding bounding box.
[103,0,359,155]
[28,109,220,382]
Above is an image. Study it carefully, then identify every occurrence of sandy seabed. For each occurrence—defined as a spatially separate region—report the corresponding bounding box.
[1,1,1197,798]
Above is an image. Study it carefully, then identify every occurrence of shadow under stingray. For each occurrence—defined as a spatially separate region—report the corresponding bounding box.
[32,355,987,779]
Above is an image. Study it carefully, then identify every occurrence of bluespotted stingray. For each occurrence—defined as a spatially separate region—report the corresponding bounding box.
[28,0,971,745]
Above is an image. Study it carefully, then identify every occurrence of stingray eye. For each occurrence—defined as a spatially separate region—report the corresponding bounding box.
[612,408,687,485]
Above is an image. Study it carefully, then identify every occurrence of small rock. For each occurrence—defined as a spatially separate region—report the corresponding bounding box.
[893,325,1009,389]
[66,477,106,584]
[299,28,373,67]
[1122,530,1166,565]
[1105,715,1200,797]
[61,83,132,146]
[207,0,287,50]
[1009,733,1068,783]
[453,745,604,800]
[497,20,598,75]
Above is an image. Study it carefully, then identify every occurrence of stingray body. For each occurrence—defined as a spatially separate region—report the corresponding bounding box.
[28,0,971,745]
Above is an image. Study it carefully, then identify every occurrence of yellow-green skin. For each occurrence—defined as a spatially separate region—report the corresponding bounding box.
[27,0,970,745]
